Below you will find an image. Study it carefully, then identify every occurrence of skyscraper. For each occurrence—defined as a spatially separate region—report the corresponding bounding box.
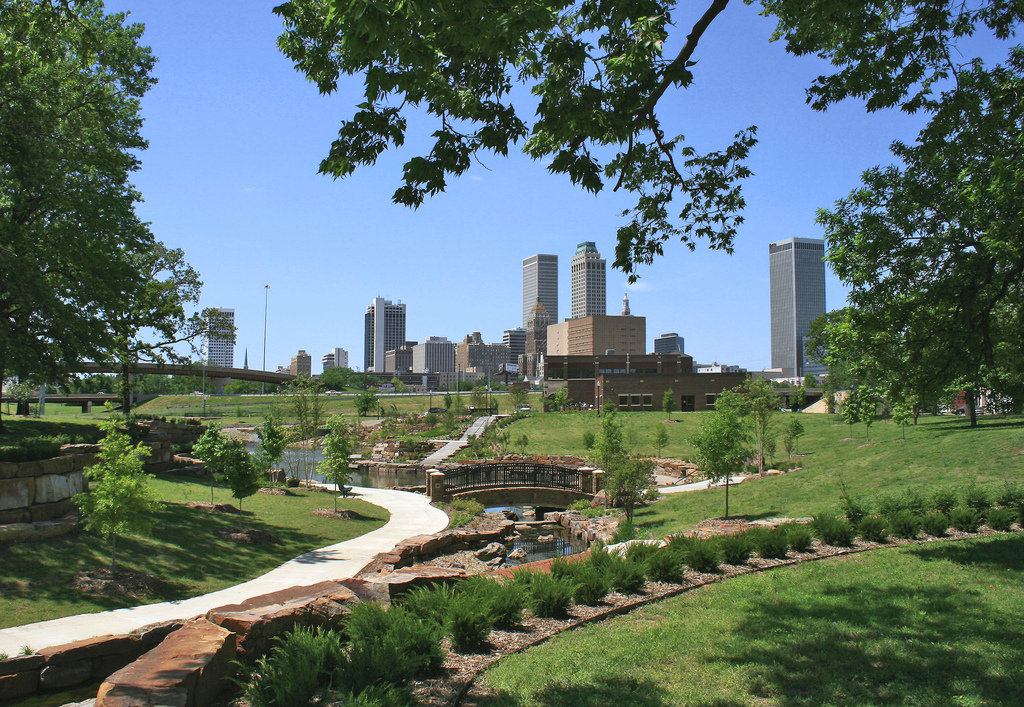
[654,333,685,354]
[769,237,826,377]
[364,298,406,373]
[570,242,606,319]
[503,328,527,359]
[205,307,234,367]
[412,336,455,373]
[522,254,558,327]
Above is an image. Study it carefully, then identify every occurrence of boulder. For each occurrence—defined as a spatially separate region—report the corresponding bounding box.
[39,635,139,666]
[29,499,76,523]
[368,566,466,600]
[0,670,38,701]
[0,478,33,511]
[486,556,505,568]
[475,542,506,560]
[34,473,72,504]
[536,535,555,543]
[95,619,236,707]
[40,661,92,690]
[0,522,35,544]
[0,654,43,677]
[507,548,527,561]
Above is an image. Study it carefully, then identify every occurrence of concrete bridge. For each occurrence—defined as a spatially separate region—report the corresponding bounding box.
[0,393,122,413]
[78,362,296,394]
[426,461,604,512]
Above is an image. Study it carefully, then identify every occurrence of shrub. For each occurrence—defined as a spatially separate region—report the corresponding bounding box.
[625,541,659,565]
[682,539,720,573]
[481,581,527,628]
[962,485,992,518]
[921,511,949,537]
[510,568,539,590]
[612,519,636,543]
[446,594,492,651]
[857,515,888,543]
[578,506,616,519]
[783,523,814,553]
[950,506,982,533]
[888,510,922,539]
[754,528,789,559]
[342,603,442,690]
[568,499,592,512]
[930,487,958,515]
[449,511,473,528]
[718,534,752,566]
[398,584,456,629]
[582,430,596,450]
[529,573,574,617]
[812,514,855,547]
[645,547,684,583]
[449,499,485,515]
[0,436,65,463]
[586,542,613,573]
[286,476,301,488]
[607,555,647,593]
[573,567,611,605]
[244,627,345,707]
[986,507,1015,532]
[996,482,1024,508]
[877,489,927,518]
[840,491,871,525]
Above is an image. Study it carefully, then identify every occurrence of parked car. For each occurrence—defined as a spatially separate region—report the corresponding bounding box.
[516,405,532,412]
[427,407,445,414]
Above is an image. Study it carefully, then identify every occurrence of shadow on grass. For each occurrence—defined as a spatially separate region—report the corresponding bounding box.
[908,533,1024,572]
[715,557,1024,704]
[0,418,103,443]
[479,676,671,706]
[923,417,1024,433]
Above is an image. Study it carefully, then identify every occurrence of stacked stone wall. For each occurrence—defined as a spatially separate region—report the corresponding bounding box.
[0,453,95,544]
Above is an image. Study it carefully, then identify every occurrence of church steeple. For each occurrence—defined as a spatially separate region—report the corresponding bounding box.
[243,348,249,369]
[621,292,630,316]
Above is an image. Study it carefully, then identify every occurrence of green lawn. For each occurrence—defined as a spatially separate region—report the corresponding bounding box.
[0,474,388,629]
[507,411,1024,537]
[479,532,1024,706]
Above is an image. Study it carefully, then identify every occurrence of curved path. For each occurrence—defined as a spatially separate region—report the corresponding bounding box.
[0,486,448,655]
[421,415,498,466]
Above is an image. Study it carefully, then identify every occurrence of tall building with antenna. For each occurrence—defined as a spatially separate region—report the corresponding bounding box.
[570,242,606,319]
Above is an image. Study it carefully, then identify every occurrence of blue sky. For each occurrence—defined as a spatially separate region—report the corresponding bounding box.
[105,1,936,372]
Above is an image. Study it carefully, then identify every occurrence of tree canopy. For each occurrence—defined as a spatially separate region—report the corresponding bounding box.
[273,0,1022,278]
[0,0,156,416]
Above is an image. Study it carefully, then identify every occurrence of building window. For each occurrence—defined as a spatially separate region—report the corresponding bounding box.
[630,394,641,406]
[642,394,653,407]
[706,394,717,408]
[681,395,695,412]
[618,395,629,407]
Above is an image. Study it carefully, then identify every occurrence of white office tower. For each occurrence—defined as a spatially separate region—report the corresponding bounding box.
[205,308,234,367]
[522,254,558,327]
[570,242,606,319]
[412,336,455,373]
[769,237,826,377]
[322,347,348,371]
[364,298,406,373]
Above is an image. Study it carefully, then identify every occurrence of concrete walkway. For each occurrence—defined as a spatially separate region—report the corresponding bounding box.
[657,475,749,494]
[0,486,448,656]
[421,415,497,467]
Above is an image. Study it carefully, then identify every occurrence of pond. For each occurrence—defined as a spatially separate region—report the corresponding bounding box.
[486,505,589,565]
[244,443,423,489]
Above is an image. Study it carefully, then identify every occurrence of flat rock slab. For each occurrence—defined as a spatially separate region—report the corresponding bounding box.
[369,565,466,600]
[95,619,235,707]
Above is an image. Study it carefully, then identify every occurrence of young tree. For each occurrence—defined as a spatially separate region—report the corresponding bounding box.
[221,441,261,512]
[721,378,780,475]
[783,418,805,457]
[582,430,596,450]
[509,384,529,410]
[857,385,879,441]
[255,415,288,474]
[803,374,818,388]
[193,424,231,503]
[689,394,749,519]
[515,434,530,456]
[0,0,157,432]
[891,400,912,440]
[74,410,160,572]
[443,393,453,411]
[553,388,569,412]
[390,377,409,393]
[319,366,353,390]
[354,389,378,417]
[470,388,488,410]
[791,385,807,412]
[318,416,354,511]
[653,425,670,457]
[662,389,675,414]
[607,458,655,523]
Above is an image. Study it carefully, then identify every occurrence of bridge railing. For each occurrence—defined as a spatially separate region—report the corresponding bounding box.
[429,462,603,502]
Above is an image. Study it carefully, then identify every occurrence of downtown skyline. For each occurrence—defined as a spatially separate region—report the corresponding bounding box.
[98,1,1000,373]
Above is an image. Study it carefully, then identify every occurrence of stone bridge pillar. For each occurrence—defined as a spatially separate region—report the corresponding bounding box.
[210,377,229,395]
[427,469,446,503]
[590,469,605,494]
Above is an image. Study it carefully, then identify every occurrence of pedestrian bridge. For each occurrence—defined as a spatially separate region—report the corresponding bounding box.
[426,461,604,509]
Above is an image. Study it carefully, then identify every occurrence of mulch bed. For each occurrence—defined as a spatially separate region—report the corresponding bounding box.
[257,487,295,496]
[410,525,1012,705]
[185,501,239,513]
[71,568,175,602]
[214,527,280,545]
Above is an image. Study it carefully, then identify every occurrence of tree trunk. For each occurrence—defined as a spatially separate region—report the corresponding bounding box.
[110,533,118,574]
[967,394,978,428]
[120,362,133,414]
[912,405,920,425]
[724,474,730,519]
[0,345,6,434]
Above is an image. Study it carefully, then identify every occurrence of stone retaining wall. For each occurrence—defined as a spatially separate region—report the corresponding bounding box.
[0,453,95,544]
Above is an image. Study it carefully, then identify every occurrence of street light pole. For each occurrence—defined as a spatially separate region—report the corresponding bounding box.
[262,285,269,394]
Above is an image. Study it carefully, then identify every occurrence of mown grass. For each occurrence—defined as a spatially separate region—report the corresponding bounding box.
[0,474,388,629]
[505,411,1024,537]
[478,533,1024,706]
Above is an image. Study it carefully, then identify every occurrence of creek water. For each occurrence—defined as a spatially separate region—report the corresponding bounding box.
[486,506,589,565]
[244,444,423,489]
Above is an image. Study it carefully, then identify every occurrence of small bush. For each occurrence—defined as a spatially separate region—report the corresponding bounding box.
[840,492,871,525]
[286,476,301,488]
[586,542,612,573]
[446,594,492,651]
[888,510,922,539]
[449,499,485,515]
[645,547,684,583]
[578,506,616,519]
[858,515,888,543]
[682,539,720,573]
[474,580,526,629]
[0,436,65,463]
[812,514,855,547]
[755,528,789,559]
[962,485,992,518]
[877,489,927,518]
[244,627,344,707]
[783,523,814,553]
[449,511,473,528]
[718,534,752,565]
[399,584,456,629]
[573,567,611,605]
[996,482,1024,508]
[582,430,596,450]
[625,541,659,565]
[612,519,636,543]
[342,603,443,690]
[930,487,958,515]
[510,568,539,590]
[986,507,1015,532]
[607,555,647,593]
[529,573,574,617]
[568,499,592,512]
[919,511,948,537]
[950,506,982,533]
